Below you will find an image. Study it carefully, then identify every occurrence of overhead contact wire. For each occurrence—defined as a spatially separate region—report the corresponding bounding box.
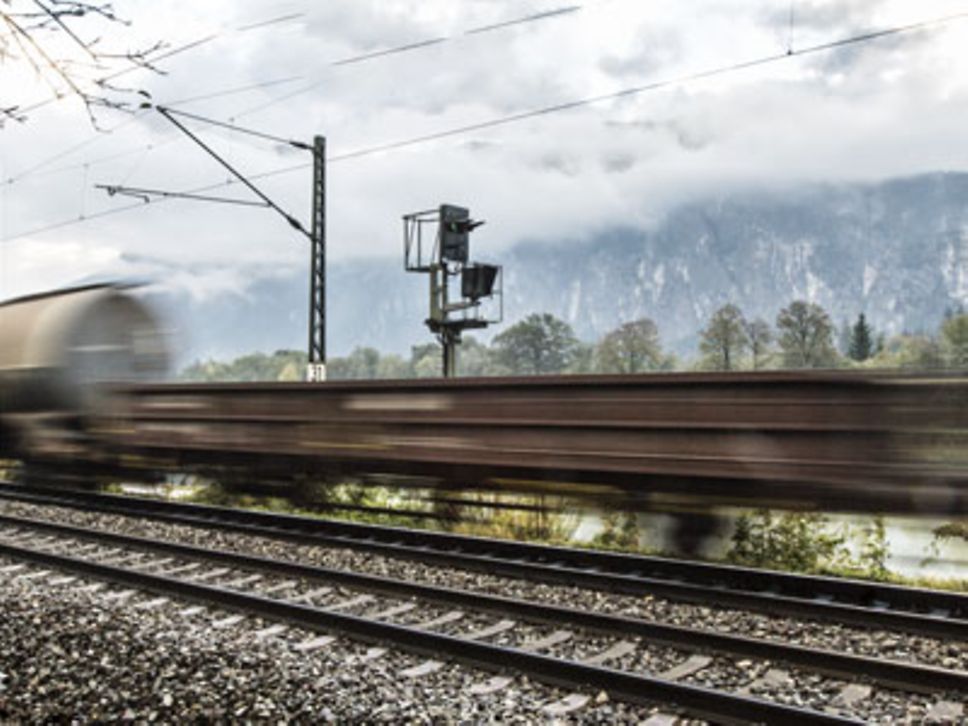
[4,11,965,243]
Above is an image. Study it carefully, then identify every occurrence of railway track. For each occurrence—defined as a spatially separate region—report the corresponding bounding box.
[1,513,964,723]
[1,482,965,642]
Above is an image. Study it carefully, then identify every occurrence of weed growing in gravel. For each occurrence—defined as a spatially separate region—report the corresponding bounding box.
[859,516,890,578]
[727,510,848,573]
[933,520,968,543]
[173,480,965,590]
[0,460,17,481]
[181,480,578,541]
[590,510,641,550]
[724,510,968,590]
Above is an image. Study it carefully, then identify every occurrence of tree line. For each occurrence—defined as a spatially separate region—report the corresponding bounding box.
[181,301,968,381]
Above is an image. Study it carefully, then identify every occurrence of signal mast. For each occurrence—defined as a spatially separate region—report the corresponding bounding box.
[403,205,502,377]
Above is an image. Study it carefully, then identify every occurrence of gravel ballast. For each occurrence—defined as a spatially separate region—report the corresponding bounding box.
[1,498,963,673]
[0,558,678,723]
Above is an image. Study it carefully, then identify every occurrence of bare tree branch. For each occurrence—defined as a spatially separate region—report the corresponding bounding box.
[33,0,98,59]
[0,0,164,129]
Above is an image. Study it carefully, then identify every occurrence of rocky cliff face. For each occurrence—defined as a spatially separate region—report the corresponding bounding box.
[152,173,968,364]
[502,172,968,354]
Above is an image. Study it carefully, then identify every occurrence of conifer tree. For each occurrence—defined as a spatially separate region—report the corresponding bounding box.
[848,313,874,362]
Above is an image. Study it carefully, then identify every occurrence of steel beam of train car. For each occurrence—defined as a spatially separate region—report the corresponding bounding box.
[97,372,968,516]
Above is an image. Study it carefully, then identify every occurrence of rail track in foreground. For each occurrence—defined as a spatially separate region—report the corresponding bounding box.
[1,513,966,723]
[1,482,966,644]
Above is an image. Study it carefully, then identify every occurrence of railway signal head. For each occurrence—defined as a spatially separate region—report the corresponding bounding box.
[461,263,500,300]
[439,204,484,263]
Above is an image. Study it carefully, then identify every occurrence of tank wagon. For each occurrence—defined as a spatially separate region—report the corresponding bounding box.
[0,283,169,461]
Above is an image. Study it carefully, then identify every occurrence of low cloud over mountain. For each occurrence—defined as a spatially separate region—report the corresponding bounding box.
[150,172,968,365]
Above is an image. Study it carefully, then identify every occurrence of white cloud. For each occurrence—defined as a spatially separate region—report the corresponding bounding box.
[2,0,967,300]
[0,239,122,298]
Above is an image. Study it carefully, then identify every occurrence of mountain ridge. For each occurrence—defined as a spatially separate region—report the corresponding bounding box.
[146,172,968,365]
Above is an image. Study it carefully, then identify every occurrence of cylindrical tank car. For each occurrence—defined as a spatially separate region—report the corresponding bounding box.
[0,283,169,459]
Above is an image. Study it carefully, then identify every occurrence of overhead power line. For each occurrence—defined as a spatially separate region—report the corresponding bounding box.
[233,2,590,118]
[4,1,577,185]
[3,113,145,185]
[6,3,586,185]
[3,10,966,244]
[244,9,968,164]
[9,11,305,119]
[4,76,305,187]
[465,5,582,35]
[331,37,448,67]
[164,75,304,107]
[236,13,305,33]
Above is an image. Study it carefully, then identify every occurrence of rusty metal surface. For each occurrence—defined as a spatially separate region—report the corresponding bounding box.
[90,371,968,515]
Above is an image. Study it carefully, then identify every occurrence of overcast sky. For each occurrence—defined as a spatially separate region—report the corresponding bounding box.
[2,0,967,301]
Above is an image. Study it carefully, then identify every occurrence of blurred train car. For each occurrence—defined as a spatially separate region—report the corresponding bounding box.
[0,284,169,461]
[102,372,968,517]
[2,283,966,519]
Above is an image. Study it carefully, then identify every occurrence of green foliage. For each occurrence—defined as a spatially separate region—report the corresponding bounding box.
[727,510,908,581]
[699,304,749,371]
[456,336,492,377]
[867,334,946,369]
[934,520,968,543]
[180,350,306,382]
[859,516,889,578]
[591,510,640,549]
[187,481,427,529]
[728,510,848,572]
[745,318,774,370]
[454,497,577,542]
[409,342,442,378]
[328,347,381,380]
[186,481,576,542]
[596,318,665,373]
[376,354,410,379]
[491,313,580,375]
[776,300,839,368]
[837,319,853,357]
[178,302,958,381]
[941,314,968,367]
[848,313,874,362]
[0,460,20,482]
[568,342,597,374]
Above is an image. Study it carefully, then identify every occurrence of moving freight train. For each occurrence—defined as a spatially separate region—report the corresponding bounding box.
[0,284,169,460]
[2,284,967,516]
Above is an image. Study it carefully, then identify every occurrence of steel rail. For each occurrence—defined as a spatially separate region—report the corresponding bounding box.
[0,537,860,724]
[0,510,963,695]
[0,484,965,640]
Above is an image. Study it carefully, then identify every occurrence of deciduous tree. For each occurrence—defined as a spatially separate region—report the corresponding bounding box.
[699,304,748,371]
[745,318,773,370]
[595,318,664,373]
[456,336,494,377]
[869,334,945,369]
[776,300,838,368]
[492,313,580,375]
[941,314,968,368]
